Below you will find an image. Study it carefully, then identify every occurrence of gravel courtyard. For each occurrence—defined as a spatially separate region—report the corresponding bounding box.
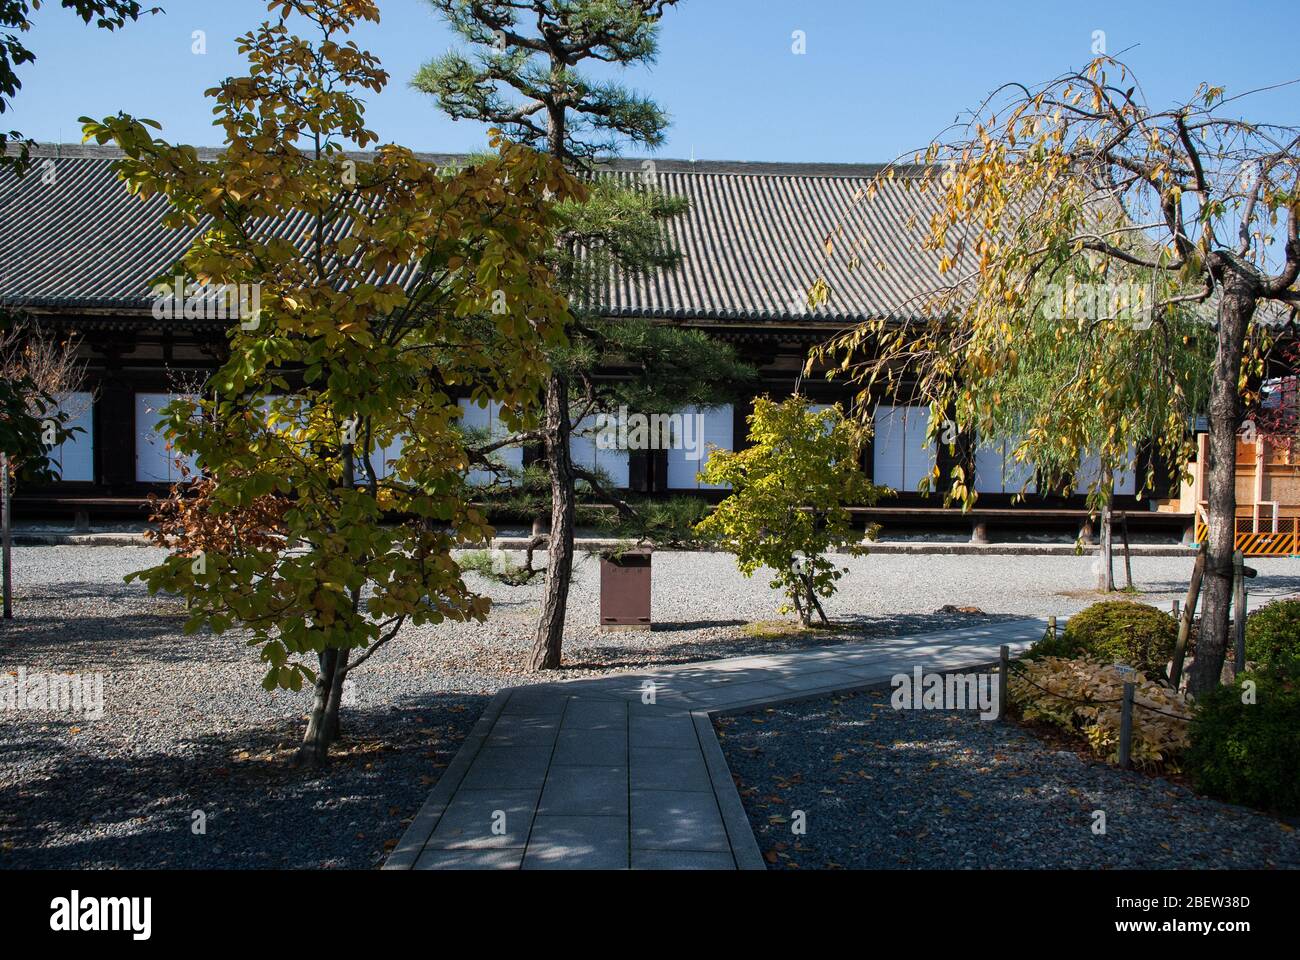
[2,544,1298,869]
[717,686,1300,870]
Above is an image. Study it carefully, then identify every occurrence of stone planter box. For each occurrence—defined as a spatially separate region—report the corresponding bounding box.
[599,549,652,632]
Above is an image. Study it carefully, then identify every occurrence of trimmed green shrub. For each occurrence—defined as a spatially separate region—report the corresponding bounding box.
[1246,599,1300,679]
[1059,601,1177,676]
[1024,626,1082,661]
[1186,671,1300,814]
[455,549,538,586]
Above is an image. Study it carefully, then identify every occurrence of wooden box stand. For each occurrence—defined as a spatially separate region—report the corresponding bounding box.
[599,550,652,632]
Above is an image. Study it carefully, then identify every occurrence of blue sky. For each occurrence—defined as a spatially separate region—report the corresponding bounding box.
[9,0,1299,163]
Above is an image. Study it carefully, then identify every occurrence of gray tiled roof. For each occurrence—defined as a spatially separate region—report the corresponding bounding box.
[0,143,946,324]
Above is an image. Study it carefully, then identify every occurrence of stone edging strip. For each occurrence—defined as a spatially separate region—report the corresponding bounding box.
[385,620,1047,870]
[383,688,512,871]
[11,531,1194,557]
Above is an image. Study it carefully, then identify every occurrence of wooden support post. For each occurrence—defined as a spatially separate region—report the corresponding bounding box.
[1118,681,1135,770]
[1170,543,1206,690]
[1233,550,1247,676]
[998,645,1009,722]
[1047,615,1057,640]
[1120,511,1133,591]
[1171,599,1180,620]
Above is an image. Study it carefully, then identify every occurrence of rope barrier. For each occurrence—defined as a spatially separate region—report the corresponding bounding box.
[1007,662,1192,721]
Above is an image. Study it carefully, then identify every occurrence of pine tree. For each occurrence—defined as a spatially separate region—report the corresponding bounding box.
[415,0,753,670]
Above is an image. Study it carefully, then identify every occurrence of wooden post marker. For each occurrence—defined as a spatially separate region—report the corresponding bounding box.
[1118,681,1135,770]
[998,645,1009,722]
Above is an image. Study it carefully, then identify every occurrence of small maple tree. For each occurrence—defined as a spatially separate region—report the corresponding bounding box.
[695,397,882,626]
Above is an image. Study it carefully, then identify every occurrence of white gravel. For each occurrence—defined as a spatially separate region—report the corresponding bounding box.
[2,543,1297,868]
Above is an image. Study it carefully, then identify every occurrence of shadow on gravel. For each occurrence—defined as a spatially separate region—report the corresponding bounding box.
[0,695,487,870]
[651,619,747,632]
[0,610,217,668]
[11,583,153,602]
[1127,573,1300,598]
[554,613,1031,673]
[831,612,1026,637]
[720,687,1300,870]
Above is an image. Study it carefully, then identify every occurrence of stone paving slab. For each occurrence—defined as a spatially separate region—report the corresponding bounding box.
[386,617,1052,871]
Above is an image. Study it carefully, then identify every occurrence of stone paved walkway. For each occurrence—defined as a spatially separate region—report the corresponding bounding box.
[385,618,1052,870]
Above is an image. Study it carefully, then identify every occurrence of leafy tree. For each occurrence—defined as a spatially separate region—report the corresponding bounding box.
[85,0,579,764]
[813,58,1299,696]
[0,314,82,619]
[937,272,1213,590]
[695,397,882,626]
[415,0,754,670]
[1,0,159,171]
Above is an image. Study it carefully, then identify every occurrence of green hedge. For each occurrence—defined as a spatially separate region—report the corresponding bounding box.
[1246,599,1300,679]
[1027,601,1177,676]
[1186,671,1300,814]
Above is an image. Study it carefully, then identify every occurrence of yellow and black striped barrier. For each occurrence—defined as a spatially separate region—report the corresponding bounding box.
[1194,521,1299,557]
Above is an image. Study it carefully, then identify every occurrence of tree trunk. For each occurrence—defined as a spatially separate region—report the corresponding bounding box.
[323,650,348,743]
[1120,511,1134,591]
[1097,497,1114,592]
[298,647,341,767]
[802,574,829,626]
[1,454,11,620]
[791,583,809,626]
[1188,279,1255,696]
[530,372,574,670]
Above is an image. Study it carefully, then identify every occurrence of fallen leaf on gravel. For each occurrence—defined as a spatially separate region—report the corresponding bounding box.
[955,789,974,799]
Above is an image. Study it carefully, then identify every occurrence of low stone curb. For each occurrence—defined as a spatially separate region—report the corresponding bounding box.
[690,709,765,870]
[383,688,512,871]
[11,531,1194,557]
[385,620,1050,871]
